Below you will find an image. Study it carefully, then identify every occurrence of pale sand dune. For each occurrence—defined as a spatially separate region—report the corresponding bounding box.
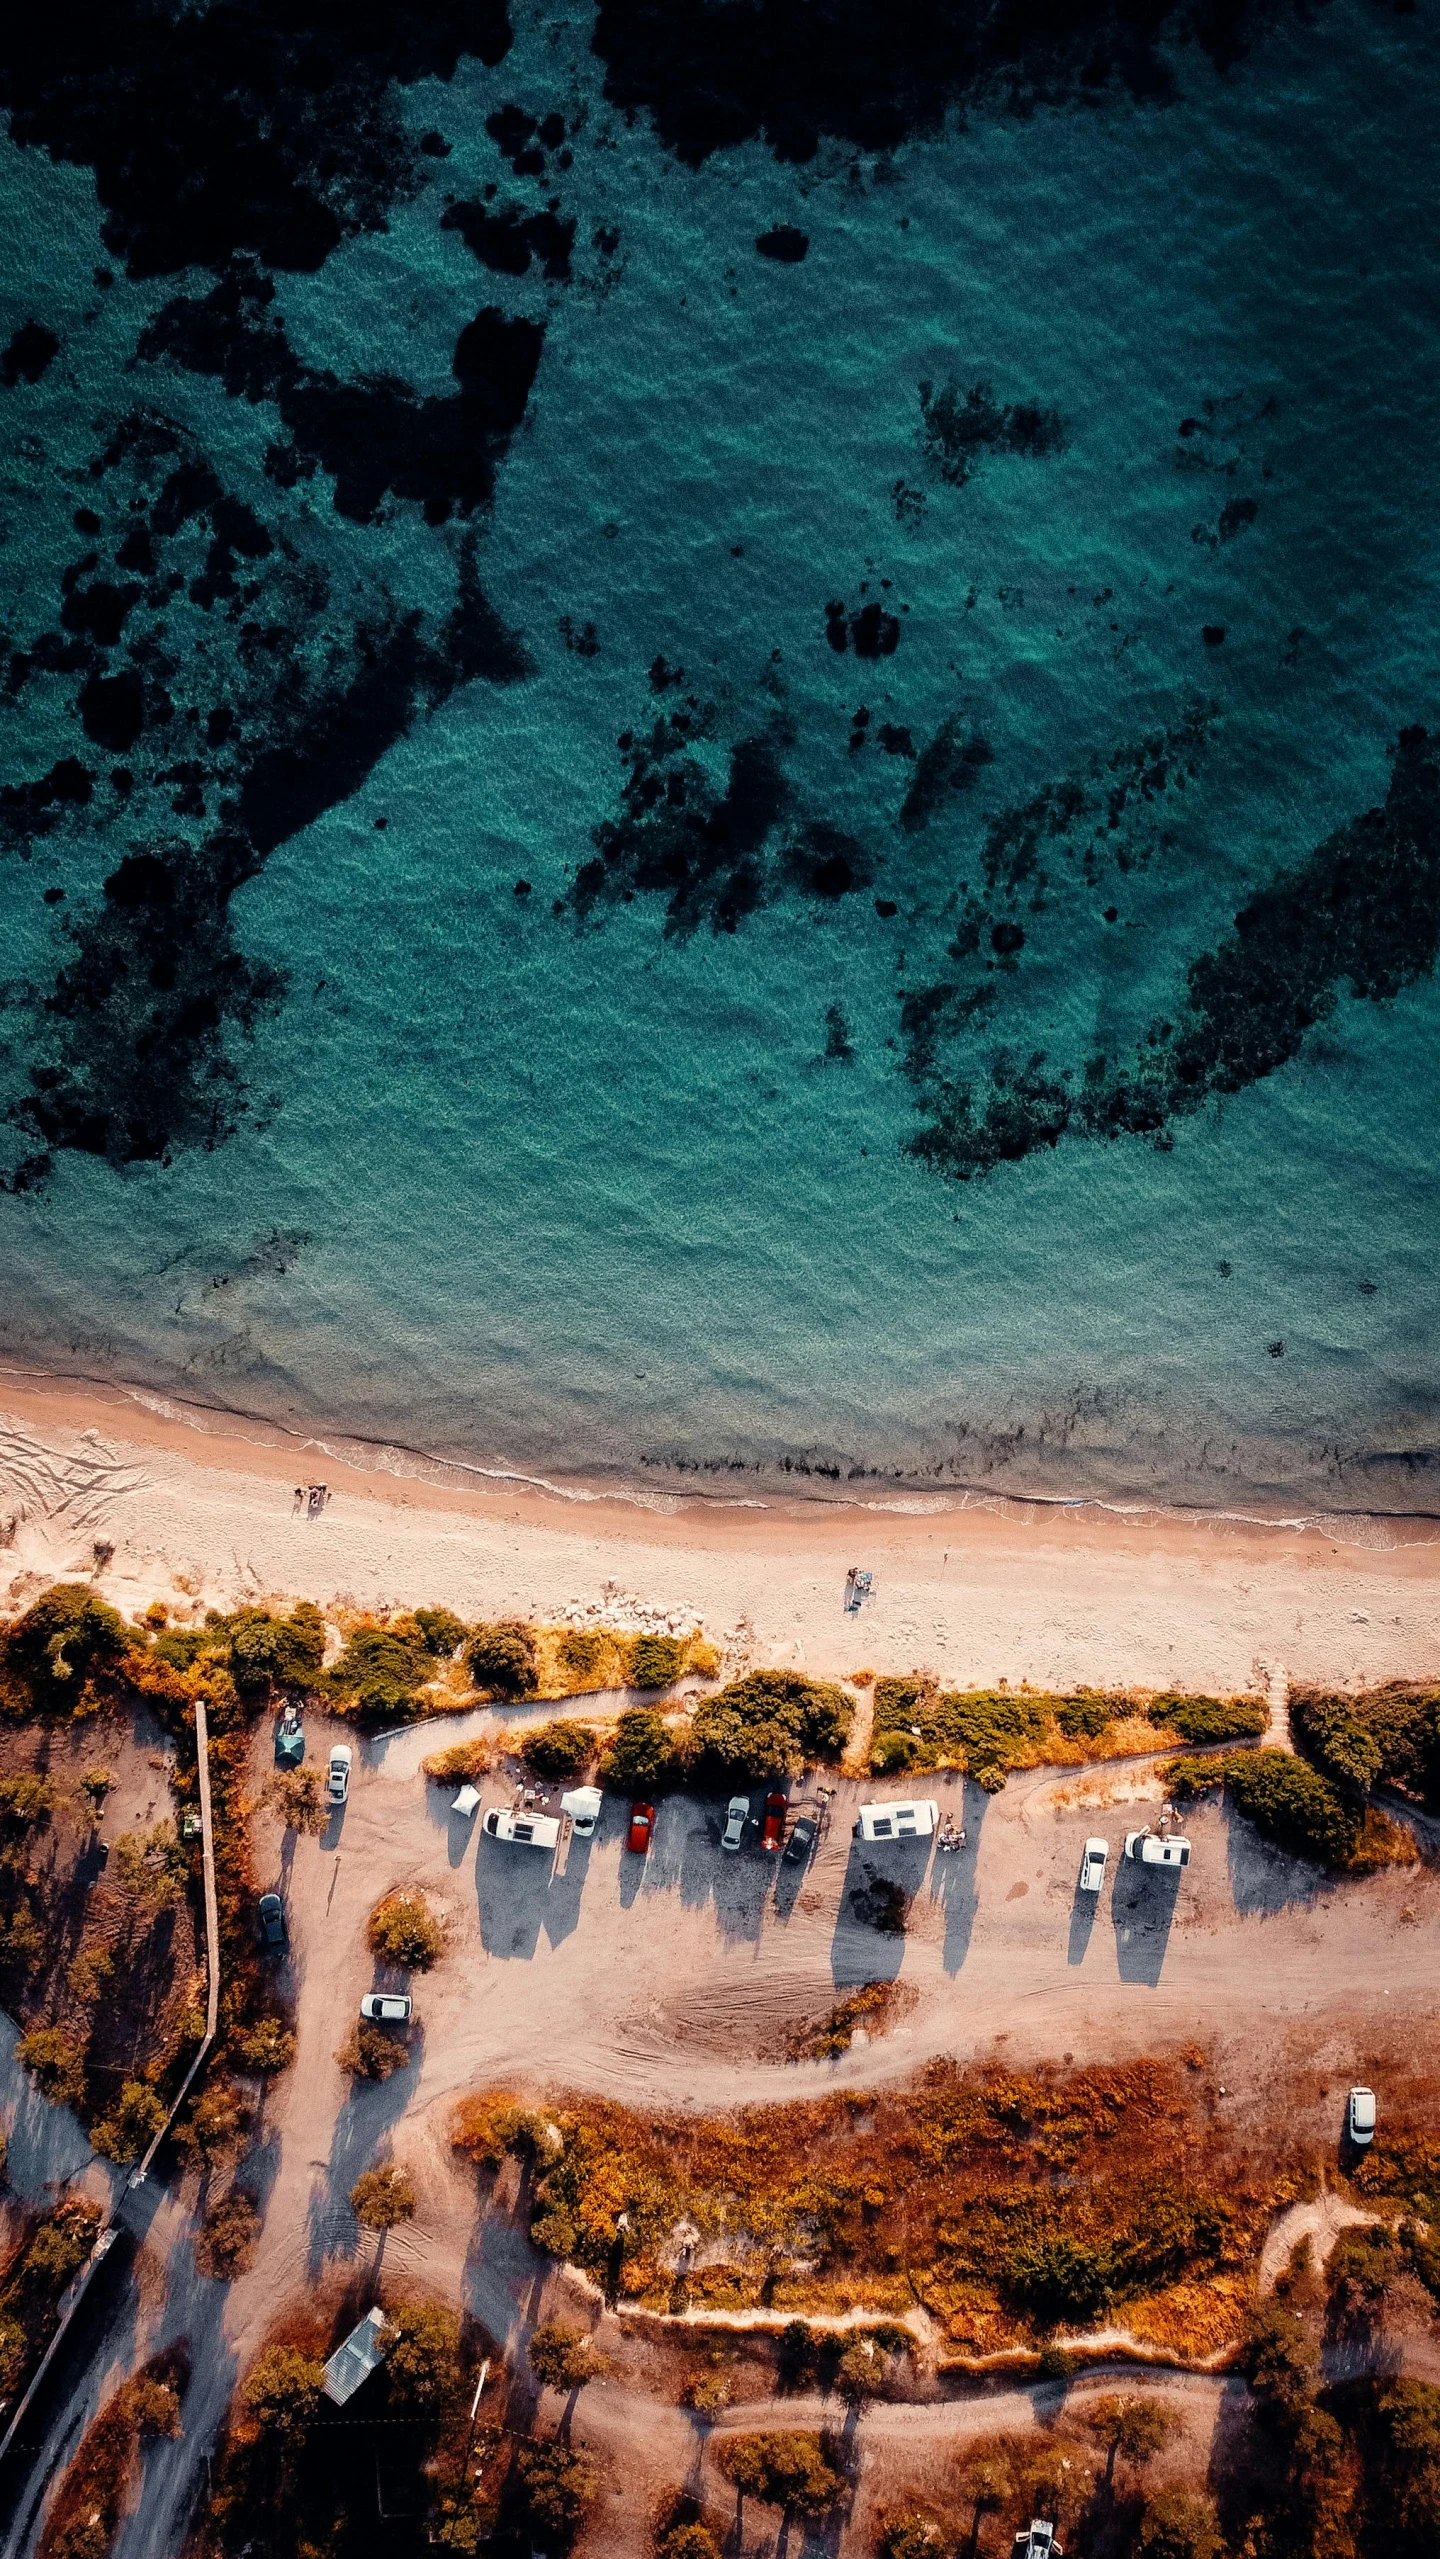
[0,1365,1436,1690]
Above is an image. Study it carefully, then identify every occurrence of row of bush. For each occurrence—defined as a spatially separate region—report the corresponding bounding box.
[1290,1679,1440,1807]
[1167,1747,1418,1872]
[427,1669,855,1792]
[869,1679,1267,1785]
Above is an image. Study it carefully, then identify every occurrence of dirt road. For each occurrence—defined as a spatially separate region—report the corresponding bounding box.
[2,1718,1433,2556]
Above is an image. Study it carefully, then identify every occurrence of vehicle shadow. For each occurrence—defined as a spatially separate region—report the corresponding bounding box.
[1111,1856,1181,1986]
[929,1780,985,1976]
[1068,1869,1101,1967]
[829,1836,933,1987]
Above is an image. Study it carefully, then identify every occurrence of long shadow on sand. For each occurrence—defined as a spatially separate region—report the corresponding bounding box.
[1111,1857,1180,1986]
[1225,1813,1333,1916]
[829,1832,934,1988]
[929,1779,987,1976]
[306,2028,424,2278]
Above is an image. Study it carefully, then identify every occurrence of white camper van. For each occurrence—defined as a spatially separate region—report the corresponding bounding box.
[482,1807,561,1851]
[853,1799,939,1843]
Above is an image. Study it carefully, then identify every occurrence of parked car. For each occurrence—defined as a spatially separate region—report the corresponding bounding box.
[275,1706,304,1765]
[1124,1828,1190,1869]
[1348,2085,1377,2147]
[1015,2526,1061,2559]
[1078,1838,1108,1893]
[483,1806,560,1850]
[327,1744,352,1805]
[560,1785,603,1837]
[627,1800,655,1854]
[784,1813,820,1866]
[721,1795,749,1852]
[853,1799,939,1843]
[257,1891,286,1948]
[360,1992,413,2024]
[760,1791,787,1852]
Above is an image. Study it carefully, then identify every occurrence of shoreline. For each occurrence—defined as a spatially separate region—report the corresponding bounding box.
[0,1363,1437,1694]
[3,1356,1438,1544]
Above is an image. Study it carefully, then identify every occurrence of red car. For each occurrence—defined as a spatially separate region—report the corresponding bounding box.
[627,1800,655,1854]
[760,1791,788,1853]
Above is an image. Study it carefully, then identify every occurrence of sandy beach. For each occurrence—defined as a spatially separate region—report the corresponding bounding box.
[0,1363,1435,1692]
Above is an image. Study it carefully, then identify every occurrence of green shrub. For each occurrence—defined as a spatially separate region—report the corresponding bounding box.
[367,1890,444,1970]
[4,1585,136,1707]
[194,2188,261,2280]
[411,1607,469,1657]
[519,1719,596,1779]
[17,2025,86,2108]
[691,1670,851,1781]
[1006,2234,1120,2325]
[424,1736,492,1783]
[11,2199,99,2307]
[870,1681,1049,1784]
[1374,2378,1440,2547]
[328,1623,431,1720]
[226,1603,325,1691]
[627,1633,685,1690]
[174,2076,250,2165]
[529,2321,605,2392]
[1292,1682,1440,1806]
[385,2299,461,2410]
[880,2518,946,2559]
[232,2017,297,2075]
[1057,1692,1118,1739]
[91,2080,166,2163]
[1172,1748,1363,1866]
[658,2525,724,2559]
[1149,1693,1268,1745]
[1137,2489,1221,2559]
[468,1620,538,1699]
[602,1706,673,1788]
[1291,1691,1383,1793]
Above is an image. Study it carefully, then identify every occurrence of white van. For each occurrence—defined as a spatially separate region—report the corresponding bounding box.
[853,1798,939,1843]
[483,1807,561,1850]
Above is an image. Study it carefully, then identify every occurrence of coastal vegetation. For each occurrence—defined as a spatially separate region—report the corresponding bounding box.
[367,1888,445,1970]
[0,2194,103,2415]
[37,2351,186,2559]
[869,1679,1266,1784]
[1167,1747,1417,1872]
[452,2060,1279,2353]
[1290,1678,1440,1807]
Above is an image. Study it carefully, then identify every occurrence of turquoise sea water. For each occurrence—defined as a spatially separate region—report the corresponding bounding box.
[0,3,1437,1511]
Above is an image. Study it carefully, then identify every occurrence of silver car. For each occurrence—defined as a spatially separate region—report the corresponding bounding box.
[1078,1838,1108,1893]
[721,1795,749,1851]
[360,1992,412,2024]
[327,1744,352,1805]
[1347,2085,1376,2146]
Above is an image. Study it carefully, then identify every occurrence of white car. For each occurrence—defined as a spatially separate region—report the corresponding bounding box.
[360,1992,412,2024]
[721,1796,749,1851]
[326,1745,352,1805]
[560,1785,603,1837]
[1124,1828,1190,1869]
[1348,2085,1376,2147]
[1078,1838,1108,1893]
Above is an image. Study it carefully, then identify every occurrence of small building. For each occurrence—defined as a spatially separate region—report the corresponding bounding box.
[322,2307,391,2406]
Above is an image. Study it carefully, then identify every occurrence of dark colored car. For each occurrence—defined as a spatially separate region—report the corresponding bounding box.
[627,1800,655,1854]
[258,1891,286,1948]
[275,1708,304,1765]
[784,1813,820,1866]
[760,1791,787,1852]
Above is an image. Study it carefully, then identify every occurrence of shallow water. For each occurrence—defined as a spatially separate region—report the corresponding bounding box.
[0,2,1437,1511]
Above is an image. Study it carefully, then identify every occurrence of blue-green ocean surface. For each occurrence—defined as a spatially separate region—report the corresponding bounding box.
[0,1,1436,1511]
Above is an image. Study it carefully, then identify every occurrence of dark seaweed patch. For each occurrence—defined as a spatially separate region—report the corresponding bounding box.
[78,671,146,753]
[907,726,1440,1180]
[0,2,512,278]
[755,224,809,261]
[442,200,575,282]
[590,0,1297,166]
[825,598,900,656]
[918,378,1066,488]
[567,706,870,935]
[139,268,544,525]
[0,759,92,854]
[898,718,993,831]
[1,320,59,386]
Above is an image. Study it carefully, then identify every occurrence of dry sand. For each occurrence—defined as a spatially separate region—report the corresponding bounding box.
[0,1364,1438,1693]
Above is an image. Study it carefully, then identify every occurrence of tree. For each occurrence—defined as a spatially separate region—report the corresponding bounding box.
[880,2517,946,2559]
[7,1584,136,1704]
[411,1607,469,1658]
[1376,2380,1440,2550]
[233,2016,297,2075]
[174,2075,250,2165]
[16,2025,86,2108]
[656,2526,722,2559]
[1137,2488,1221,2559]
[835,2336,888,2403]
[367,1890,444,1969]
[194,2188,261,2279]
[469,1620,539,1699]
[691,1671,852,1781]
[335,2023,409,2081]
[385,2299,461,2410]
[714,2432,844,2520]
[114,1818,189,1911]
[350,2163,416,2228]
[227,1603,325,1691]
[603,1707,672,1788]
[512,2440,597,2543]
[529,2322,605,2394]
[1085,2394,1182,2487]
[241,2343,325,2446]
[91,2079,166,2163]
